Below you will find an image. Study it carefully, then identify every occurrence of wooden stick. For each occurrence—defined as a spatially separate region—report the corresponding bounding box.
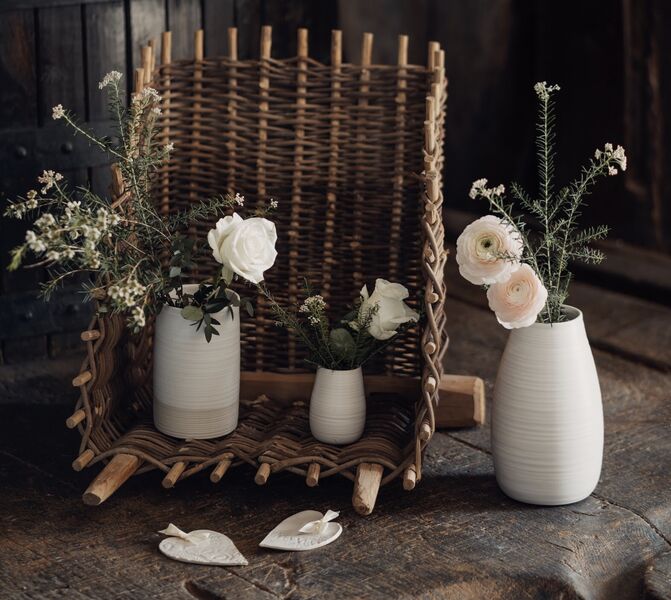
[322,29,342,304]
[403,464,417,491]
[389,34,408,282]
[255,25,272,372]
[80,330,100,342]
[288,27,308,369]
[72,449,94,472]
[187,30,204,245]
[226,27,238,195]
[255,462,271,485]
[435,375,486,428]
[210,457,232,483]
[66,409,86,429]
[159,30,172,217]
[306,462,320,487]
[72,371,92,387]
[162,461,187,488]
[352,463,383,516]
[352,32,373,292]
[133,67,144,94]
[141,45,152,85]
[240,371,485,427]
[83,453,140,506]
[427,41,439,70]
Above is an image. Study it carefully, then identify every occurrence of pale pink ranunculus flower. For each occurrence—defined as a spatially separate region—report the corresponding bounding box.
[486,264,548,329]
[456,216,523,285]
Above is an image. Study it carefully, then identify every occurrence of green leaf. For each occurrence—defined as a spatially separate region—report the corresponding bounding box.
[224,288,240,305]
[329,328,356,360]
[181,305,204,321]
[243,299,254,318]
[169,266,181,278]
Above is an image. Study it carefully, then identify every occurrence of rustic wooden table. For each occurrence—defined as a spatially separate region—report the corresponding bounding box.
[2,263,670,599]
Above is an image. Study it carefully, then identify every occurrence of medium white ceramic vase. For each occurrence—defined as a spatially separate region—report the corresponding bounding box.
[309,367,366,444]
[153,285,240,440]
[492,306,603,505]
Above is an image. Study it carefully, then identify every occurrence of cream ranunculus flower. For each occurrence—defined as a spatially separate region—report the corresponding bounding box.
[456,215,523,285]
[208,215,277,284]
[486,263,548,329]
[359,279,419,340]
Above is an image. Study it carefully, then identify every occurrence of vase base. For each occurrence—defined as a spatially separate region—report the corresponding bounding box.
[154,400,239,440]
[496,478,597,506]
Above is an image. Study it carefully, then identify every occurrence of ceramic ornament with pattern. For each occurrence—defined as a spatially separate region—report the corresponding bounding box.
[158,524,248,566]
[260,510,342,551]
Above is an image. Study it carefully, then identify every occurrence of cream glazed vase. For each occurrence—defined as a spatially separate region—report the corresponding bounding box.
[309,367,366,444]
[492,306,603,505]
[153,285,240,440]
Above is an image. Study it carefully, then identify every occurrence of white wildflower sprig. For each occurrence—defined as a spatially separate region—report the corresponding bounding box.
[37,170,63,194]
[52,104,65,120]
[534,81,561,101]
[99,70,123,90]
[300,294,326,326]
[469,178,505,201]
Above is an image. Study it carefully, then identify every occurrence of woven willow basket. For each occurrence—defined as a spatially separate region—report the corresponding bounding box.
[67,27,448,515]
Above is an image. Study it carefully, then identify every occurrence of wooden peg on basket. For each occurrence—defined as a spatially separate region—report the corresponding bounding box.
[352,463,383,516]
[306,463,321,487]
[255,463,271,485]
[210,457,233,483]
[82,453,140,506]
[162,461,187,488]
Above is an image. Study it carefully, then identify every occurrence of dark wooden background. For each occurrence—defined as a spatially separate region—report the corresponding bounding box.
[1,0,670,365]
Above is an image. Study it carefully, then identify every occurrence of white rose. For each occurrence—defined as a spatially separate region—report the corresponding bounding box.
[456,215,523,285]
[359,279,419,340]
[486,263,548,329]
[208,216,277,284]
[208,214,243,264]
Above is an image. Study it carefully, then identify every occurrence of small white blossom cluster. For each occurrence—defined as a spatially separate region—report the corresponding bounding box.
[595,143,627,176]
[164,142,174,152]
[269,198,278,209]
[19,194,121,270]
[4,189,40,218]
[52,104,65,120]
[108,275,146,309]
[98,70,123,90]
[534,81,561,101]
[234,193,245,206]
[469,178,505,201]
[130,306,146,329]
[300,295,326,325]
[37,170,63,194]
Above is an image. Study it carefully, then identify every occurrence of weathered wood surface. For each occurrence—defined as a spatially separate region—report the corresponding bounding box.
[1,274,670,598]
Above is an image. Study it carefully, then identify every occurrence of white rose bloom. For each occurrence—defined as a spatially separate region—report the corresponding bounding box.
[208,214,243,264]
[208,215,277,284]
[359,278,419,340]
[486,264,548,329]
[456,215,523,285]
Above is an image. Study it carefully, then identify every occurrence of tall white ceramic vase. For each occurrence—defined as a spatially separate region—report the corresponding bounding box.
[309,367,366,444]
[153,286,240,440]
[492,306,603,505]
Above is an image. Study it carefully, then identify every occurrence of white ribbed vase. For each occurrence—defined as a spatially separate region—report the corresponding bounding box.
[309,367,366,444]
[492,306,603,505]
[153,287,240,440]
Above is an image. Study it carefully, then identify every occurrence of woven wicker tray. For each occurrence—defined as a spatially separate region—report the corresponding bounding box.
[67,26,449,515]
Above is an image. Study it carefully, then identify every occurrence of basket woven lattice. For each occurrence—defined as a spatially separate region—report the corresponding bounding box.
[67,27,448,515]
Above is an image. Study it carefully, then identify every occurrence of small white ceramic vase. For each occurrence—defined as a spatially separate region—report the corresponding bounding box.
[153,285,240,440]
[492,305,603,505]
[309,367,366,444]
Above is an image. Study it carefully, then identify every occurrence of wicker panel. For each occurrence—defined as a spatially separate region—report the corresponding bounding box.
[68,29,448,511]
